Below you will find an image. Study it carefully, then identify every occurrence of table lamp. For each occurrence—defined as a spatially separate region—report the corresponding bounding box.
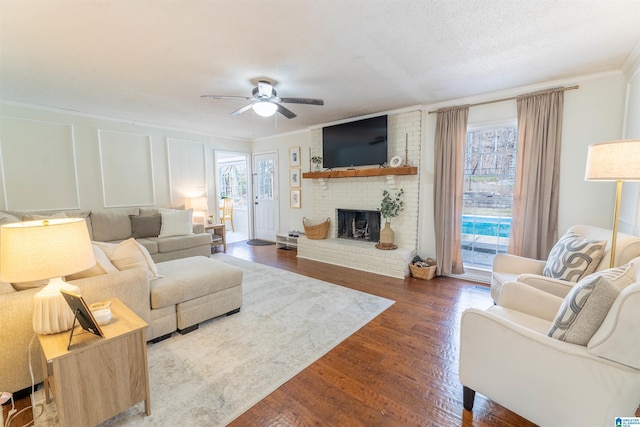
[585,139,640,267]
[0,218,95,334]
[188,196,209,224]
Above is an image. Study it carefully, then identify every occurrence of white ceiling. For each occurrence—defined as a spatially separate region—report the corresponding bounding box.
[1,1,639,140]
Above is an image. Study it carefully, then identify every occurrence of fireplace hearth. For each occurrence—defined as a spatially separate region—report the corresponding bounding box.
[336,209,381,242]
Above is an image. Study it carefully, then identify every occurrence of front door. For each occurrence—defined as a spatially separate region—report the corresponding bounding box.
[252,151,278,241]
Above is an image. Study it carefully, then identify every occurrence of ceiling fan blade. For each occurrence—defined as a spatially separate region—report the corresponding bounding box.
[201,95,252,100]
[279,97,324,106]
[277,104,297,119]
[229,103,254,116]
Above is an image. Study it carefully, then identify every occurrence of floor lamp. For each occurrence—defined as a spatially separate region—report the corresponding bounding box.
[585,140,640,268]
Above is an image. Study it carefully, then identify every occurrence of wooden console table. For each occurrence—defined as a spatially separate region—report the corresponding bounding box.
[38,298,150,427]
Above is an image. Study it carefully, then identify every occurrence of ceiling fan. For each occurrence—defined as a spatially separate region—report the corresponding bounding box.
[201,80,323,119]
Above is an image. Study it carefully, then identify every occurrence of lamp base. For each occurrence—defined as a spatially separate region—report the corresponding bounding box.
[32,277,81,335]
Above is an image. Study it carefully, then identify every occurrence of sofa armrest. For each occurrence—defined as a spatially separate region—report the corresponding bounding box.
[492,253,546,275]
[70,268,150,324]
[499,281,564,322]
[516,274,575,298]
[588,283,640,369]
[193,223,204,234]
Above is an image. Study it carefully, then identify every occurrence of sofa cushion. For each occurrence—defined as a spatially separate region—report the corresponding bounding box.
[94,238,162,280]
[149,233,211,253]
[135,238,159,255]
[91,208,140,242]
[158,208,193,238]
[21,212,68,221]
[150,257,243,309]
[0,212,20,225]
[0,280,16,295]
[548,264,636,345]
[130,214,161,238]
[139,207,160,216]
[543,231,606,282]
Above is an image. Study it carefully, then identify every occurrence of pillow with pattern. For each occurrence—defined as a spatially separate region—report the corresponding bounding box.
[543,231,606,282]
[547,264,636,345]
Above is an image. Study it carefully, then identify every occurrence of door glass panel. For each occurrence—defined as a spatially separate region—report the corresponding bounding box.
[257,159,274,201]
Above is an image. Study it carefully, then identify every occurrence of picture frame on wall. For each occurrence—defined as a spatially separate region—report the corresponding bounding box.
[289,168,301,188]
[289,146,301,167]
[290,189,301,209]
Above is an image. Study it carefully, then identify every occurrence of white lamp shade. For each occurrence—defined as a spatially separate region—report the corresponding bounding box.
[585,140,640,181]
[188,196,209,212]
[0,218,95,283]
[252,101,278,117]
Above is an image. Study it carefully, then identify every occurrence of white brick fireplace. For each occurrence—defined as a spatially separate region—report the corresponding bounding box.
[297,110,422,279]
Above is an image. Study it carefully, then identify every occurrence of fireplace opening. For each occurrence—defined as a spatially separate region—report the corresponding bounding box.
[336,209,381,242]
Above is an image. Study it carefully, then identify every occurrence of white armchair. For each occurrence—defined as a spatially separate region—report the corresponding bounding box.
[460,279,640,426]
[491,224,640,303]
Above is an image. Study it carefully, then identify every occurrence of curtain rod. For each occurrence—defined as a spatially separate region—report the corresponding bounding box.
[427,85,579,114]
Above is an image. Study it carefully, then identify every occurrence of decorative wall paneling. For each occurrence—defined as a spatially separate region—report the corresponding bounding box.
[0,116,80,211]
[98,129,155,207]
[166,138,207,205]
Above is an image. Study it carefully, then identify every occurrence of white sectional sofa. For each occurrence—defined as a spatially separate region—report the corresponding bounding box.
[0,206,243,395]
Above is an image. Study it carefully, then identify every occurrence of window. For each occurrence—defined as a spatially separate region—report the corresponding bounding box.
[462,125,517,268]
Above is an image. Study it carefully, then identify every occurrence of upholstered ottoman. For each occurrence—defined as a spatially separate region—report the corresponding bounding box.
[149,256,243,340]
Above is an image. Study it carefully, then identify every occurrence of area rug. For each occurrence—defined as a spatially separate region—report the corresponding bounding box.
[33,254,394,426]
[245,239,274,246]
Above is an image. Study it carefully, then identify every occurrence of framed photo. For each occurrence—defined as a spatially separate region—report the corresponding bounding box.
[289,146,301,167]
[289,168,301,188]
[290,189,301,209]
[207,214,214,225]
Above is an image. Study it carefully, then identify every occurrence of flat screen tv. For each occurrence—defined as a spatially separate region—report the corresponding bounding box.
[322,115,388,168]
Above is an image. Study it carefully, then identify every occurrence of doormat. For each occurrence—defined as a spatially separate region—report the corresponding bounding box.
[246,239,275,246]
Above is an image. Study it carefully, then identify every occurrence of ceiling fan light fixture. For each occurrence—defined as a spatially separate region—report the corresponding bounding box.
[252,101,278,117]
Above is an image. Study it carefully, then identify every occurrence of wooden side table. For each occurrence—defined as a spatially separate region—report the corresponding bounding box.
[205,223,226,252]
[38,298,150,427]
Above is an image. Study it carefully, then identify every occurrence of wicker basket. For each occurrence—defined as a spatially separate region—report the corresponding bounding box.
[409,257,437,280]
[303,217,330,240]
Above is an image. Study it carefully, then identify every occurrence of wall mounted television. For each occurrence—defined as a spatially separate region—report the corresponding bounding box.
[322,115,388,168]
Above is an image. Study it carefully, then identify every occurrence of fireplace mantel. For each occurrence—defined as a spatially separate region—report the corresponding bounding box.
[302,166,417,179]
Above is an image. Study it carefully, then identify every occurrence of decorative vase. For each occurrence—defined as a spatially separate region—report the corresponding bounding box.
[314,163,321,172]
[379,221,394,247]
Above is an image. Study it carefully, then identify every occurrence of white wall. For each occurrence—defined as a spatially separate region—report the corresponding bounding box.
[0,102,250,214]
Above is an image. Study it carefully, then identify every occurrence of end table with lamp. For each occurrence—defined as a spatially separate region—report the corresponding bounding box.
[0,218,151,426]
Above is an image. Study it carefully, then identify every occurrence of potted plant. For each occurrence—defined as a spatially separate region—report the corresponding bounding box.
[311,156,323,171]
[378,188,404,248]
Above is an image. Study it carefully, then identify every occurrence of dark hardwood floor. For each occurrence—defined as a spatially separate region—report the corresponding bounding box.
[4,242,539,427]
[225,242,538,427]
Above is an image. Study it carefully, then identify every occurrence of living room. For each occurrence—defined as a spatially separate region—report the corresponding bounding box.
[1,1,640,426]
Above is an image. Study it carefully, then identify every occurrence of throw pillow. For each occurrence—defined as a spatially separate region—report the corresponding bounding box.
[65,244,119,281]
[130,215,162,238]
[94,238,162,280]
[543,231,606,282]
[547,264,636,345]
[158,208,193,238]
